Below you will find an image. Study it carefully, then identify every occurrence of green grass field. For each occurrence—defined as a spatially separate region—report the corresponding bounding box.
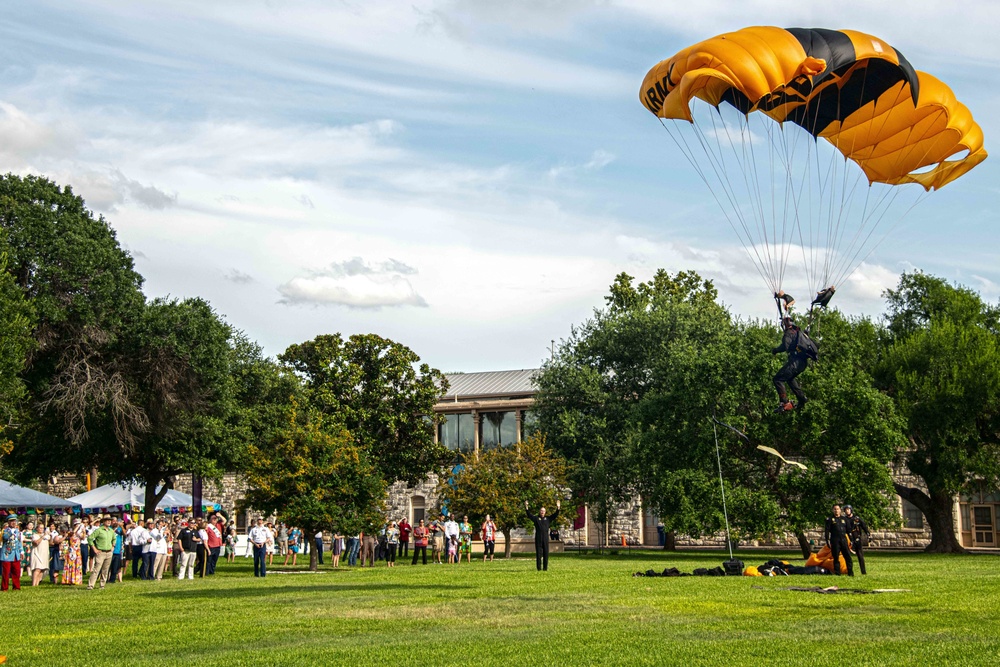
[3,549,999,666]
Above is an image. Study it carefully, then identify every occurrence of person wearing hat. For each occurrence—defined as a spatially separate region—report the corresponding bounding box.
[1,515,24,591]
[87,516,115,590]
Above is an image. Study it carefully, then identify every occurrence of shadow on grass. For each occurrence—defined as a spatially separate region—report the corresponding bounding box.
[142,583,473,600]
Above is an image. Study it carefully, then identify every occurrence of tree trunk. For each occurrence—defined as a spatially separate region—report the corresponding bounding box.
[143,475,173,520]
[895,483,966,554]
[503,528,512,558]
[662,530,676,551]
[795,531,812,560]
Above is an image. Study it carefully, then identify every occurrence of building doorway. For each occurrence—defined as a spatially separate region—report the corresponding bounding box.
[973,505,996,547]
[411,495,426,526]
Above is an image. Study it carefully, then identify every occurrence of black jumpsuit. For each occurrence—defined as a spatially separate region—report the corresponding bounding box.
[848,513,871,575]
[526,508,560,571]
[824,515,854,576]
[772,325,809,406]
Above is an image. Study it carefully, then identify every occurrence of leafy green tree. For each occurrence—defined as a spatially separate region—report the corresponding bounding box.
[877,272,1000,552]
[0,232,33,456]
[242,403,387,570]
[10,297,251,517]
[437,434,572,557]
[0,174,146,452]
[279,333,449,484]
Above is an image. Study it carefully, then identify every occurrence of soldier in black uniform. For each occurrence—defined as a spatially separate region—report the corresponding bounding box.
[524,499,561,571]
[844,505,870,575]
[772,317,810,412]
[824,504,854,576]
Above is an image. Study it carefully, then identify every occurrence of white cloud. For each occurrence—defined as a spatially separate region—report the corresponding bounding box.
[224,268,255,284]
[277,258,428,309]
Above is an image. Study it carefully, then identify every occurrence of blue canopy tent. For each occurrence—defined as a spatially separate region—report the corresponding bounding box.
[0,479,81,517]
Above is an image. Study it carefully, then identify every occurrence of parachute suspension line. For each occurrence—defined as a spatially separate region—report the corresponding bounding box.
[691,112,777,291]
[828,75,941,290]
[712,107,777,289]
[658,117,773,291]
[712,420,734,562]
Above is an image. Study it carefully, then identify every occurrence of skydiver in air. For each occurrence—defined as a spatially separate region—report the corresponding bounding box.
[811,286,836,309]
[774,290,795,314]
[772,316,814,412]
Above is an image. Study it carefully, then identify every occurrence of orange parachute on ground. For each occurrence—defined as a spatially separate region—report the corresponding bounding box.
[639,27,987,296]
[805,542,851,573]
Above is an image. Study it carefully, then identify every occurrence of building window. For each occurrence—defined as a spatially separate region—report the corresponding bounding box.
[439,413,475,453]
[901,499,923,529]
[411,495,425,525]
[480,411,517,449]
[521,409,538,438]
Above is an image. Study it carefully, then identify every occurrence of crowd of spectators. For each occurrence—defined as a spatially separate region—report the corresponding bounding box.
[0,509,512,591]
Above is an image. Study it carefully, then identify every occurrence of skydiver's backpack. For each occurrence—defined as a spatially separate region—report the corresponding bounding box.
[794,328,819,361]
[723,558,745,576]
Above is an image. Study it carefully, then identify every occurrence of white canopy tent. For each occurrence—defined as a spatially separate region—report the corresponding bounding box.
[68,482,221,515]
[0,479,81,517]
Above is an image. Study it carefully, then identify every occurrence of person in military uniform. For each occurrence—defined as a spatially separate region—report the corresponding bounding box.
[823,504,854,576]
[844,505,870,575]
[524,499,561,572]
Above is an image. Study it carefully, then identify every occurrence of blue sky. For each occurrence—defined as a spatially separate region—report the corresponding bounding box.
[2,0,997,372]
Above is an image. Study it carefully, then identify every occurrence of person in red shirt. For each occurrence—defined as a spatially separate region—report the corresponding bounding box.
[410,520,429,565]
[398,519,411,560]
[205,517,224,575]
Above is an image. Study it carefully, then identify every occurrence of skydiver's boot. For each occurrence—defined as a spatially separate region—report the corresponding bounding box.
[775,401,795,413]
[796,395,808,410]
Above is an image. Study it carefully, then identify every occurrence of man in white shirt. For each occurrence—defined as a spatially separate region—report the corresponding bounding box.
[139,519,155,580]
[444,514,460,562]
[128,522,148,579]
[248,518,271,578]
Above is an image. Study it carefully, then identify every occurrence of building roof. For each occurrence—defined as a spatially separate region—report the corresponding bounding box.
[442,369,538,400]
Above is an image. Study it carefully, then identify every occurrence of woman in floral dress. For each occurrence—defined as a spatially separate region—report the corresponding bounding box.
[61,528,83,585]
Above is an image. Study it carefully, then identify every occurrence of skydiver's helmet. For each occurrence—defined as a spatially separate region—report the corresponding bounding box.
[782,316,795,329]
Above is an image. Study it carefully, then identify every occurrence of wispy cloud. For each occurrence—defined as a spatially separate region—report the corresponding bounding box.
[224,268,255,284]
[548,149,616,178]
[278,258,427,309]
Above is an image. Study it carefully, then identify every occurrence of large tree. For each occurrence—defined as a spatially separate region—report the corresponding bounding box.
[242,404,387,570]
[536,270,902,554]
[877,272,1000,553]
[279,333,450,484]
[0,174,146,454]
[0,232,33,455]
[436,433,572,557]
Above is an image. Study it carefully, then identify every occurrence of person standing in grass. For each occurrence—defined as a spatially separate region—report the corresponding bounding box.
[313,529,324,565]
[411,520,429,565]
[75,516,91,579]
[398,518,411,560]
[1,515,23,591]
[49,522,65,584]
[86,516,115,590]
[61,524,83,585]
[331,531,343,569]
[20,520,35,577]
[176,520,198,580]
[431,515,446,565]
[459,516,473,564]
[285,526,301,566]
[481,515,498,562]
[360,530,376,567]
[824,504,854,577]
[276,522,288,561]
[150,519,169,581]
[249,518,270,578]
[385,522,399,568]
[525,499,561,572]
[206,517,223,575]
[225,526,237,564]
[30,525,50,586]
[844,505,871,575]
